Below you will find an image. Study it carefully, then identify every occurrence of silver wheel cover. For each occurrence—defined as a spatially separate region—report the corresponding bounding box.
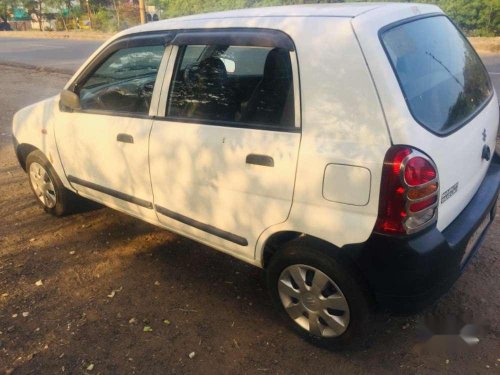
[29,162,57,209]
[278,264,350,338]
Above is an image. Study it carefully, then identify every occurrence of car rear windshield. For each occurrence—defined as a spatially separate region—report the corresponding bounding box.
[381,16,492,135]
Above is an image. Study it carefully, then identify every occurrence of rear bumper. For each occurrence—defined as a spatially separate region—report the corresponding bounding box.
[346,156,500,312]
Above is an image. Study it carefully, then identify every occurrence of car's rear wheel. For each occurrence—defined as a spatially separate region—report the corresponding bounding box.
[277,264,351,338]
[26,150,80,216]
[266,240,372,349]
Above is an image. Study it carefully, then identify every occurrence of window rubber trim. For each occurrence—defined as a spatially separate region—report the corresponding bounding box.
[171,28,295,51]
[378,13,494,138]
[157,116,301,133]
[67,108,153,119]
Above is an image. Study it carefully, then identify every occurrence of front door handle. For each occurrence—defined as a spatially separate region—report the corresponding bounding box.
[117,133,134,144]
[246,154,274,167]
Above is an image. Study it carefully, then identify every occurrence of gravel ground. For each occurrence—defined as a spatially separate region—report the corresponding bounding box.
[0,65,499,374]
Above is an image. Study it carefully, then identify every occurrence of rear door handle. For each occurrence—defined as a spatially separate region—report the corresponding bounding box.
[117,133,134,144]
[246,154,274,167]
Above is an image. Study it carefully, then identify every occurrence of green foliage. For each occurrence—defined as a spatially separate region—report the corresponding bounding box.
[163,0,244,17]
[0,0,18,19]
[1,0,498,36]
[159,0,343,18]
[155,0,498,37]
[92,6,117,32]
[437,0,499,36]
[353,0,499,36]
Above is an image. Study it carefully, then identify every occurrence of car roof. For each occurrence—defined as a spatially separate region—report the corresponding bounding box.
[166,3,385,20]
[120,3,435,36]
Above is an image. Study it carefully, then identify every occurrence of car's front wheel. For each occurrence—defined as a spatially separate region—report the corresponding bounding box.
[26,150,79,216]
[266,240,372,349]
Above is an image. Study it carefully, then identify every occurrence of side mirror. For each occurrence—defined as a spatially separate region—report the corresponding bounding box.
[60,89,81,111]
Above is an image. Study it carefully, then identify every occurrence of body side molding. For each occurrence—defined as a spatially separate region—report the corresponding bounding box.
[155,204,248,246]
[67,175,153,209]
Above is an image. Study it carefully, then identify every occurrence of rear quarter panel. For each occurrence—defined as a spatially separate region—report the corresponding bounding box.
[352,4,499,231]
[256,17,391,256]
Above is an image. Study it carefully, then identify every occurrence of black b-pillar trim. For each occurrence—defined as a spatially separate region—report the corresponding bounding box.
[67,175,153,209]
[155,204,248,246]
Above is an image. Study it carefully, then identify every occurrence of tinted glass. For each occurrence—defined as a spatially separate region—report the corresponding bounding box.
[167,45,295,128]
[381,16,492,134]
[79,45,165,114]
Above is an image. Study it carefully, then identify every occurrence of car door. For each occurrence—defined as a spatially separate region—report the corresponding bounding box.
[149,30,302,260]
[54,35,169,219]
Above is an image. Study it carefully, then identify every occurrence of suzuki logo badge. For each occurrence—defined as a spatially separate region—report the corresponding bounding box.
[482,129,487,142]
[482,145,491,161]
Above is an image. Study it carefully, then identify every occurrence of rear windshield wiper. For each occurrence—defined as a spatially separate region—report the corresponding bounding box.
[425,51,463,88]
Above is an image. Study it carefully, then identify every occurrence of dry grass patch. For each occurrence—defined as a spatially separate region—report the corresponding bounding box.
[468,37,500,54]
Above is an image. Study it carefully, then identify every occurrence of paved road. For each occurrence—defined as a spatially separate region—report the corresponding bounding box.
[481,54,500,99]
[0,37,102,73]
[0,37,499,95]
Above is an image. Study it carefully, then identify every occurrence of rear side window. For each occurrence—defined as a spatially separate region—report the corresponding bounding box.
[166,45,295,129]
[381,16,492,135]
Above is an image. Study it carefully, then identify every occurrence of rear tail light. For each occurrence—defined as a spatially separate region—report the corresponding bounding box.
[375,146,439,235]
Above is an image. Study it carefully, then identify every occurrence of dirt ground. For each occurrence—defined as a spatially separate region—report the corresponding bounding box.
[0,65,499,374]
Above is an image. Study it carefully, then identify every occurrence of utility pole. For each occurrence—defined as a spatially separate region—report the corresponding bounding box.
[139,0,146,24]
[85,0,92,29]
[112,0,120,29]
[38,0,42,31]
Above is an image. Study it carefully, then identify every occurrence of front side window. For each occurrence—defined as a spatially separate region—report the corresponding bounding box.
[167,44,295,129]
[78,45,165,114]
[381,16,492,134]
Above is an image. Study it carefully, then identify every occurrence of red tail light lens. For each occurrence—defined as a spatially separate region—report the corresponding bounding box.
[375,146,439,235]
[409,195,437,213]
[404,157,437,186]
[374,147,411,234]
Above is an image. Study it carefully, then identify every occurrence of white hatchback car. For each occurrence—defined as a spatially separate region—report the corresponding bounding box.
[12,3,500,347]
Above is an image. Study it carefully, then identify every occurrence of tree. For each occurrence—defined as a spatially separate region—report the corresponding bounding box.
[22,0,74,31]
[352,0,499,36]
[0,0,16,20]
[3,0,499,36]
[154,0,498,36]
[438,0,499,36]
[22,0,42,30]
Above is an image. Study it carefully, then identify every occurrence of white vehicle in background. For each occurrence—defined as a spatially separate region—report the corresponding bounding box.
[12,3,500,348]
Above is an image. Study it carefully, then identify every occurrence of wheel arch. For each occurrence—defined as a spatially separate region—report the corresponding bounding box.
[15,143,74,193]
[261,231,344,269]
[261,230,377,314]
[15,142,39,171]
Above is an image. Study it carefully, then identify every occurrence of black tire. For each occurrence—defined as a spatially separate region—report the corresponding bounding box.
[26,150,81,217]
[266,238,373,349]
